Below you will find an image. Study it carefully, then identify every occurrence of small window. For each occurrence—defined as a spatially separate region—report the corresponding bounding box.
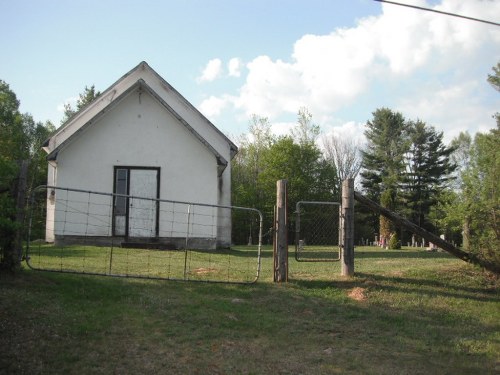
[114,169,128,215]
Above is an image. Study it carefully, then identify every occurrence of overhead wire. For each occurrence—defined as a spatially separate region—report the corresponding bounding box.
[373,0,500,27]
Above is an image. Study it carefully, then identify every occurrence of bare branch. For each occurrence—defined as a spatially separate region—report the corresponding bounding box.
[321,133,362,181]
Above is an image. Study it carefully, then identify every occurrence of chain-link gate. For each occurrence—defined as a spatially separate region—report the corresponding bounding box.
[294,201,341,262]
[26,186,263,284]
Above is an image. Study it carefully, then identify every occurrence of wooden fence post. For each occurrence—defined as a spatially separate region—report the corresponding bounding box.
[14,160,29,264]
[1,160,29,270]
[274,179,288,282]
[341,179,354,277]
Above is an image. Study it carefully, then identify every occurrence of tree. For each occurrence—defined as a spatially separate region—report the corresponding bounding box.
[321,133,362,188]
[258,137,337,207]
[231,115,275,243]
[440,132,473,248]
[61,85,101,124]
[401,120,456,232]
[449,132,472,187]
[444,126,500,266]
[291,107,320,146]
[231,115,274,209]
[440,63,500,266]
[0,81,24,269]
[361,108,407,247]
[231,109,338,244]
[441,62,500,269]
[487,61,500,126]
[257,108,336,209]
[0,80,53,270]
[361,108,457,248]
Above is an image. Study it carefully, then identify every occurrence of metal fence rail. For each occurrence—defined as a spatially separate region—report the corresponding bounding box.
[26,186,263,284]
[294,201,341,262]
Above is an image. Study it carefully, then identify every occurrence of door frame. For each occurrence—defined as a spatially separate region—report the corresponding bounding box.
[112,166,161,238]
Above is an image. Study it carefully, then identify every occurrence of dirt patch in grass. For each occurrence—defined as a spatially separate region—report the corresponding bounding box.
[191,267,217,274]
[348,287,367,301]
[2,250,499,374]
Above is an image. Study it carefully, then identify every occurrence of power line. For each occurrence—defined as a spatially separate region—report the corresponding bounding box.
[373,0,500,27]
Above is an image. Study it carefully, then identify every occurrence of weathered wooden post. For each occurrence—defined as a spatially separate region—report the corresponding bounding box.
[2,160,29,271]
[14,160,29,264]
[341,179,354,277]
[274,179,288,282]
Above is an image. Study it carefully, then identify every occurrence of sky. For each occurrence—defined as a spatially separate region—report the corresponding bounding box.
[1,0,499,145]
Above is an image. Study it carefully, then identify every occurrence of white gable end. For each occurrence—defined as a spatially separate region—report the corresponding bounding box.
[44,62,237,173]
[43,62,236,247]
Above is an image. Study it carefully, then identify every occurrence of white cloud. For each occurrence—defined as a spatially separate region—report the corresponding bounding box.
[200,0,500,139]
[271,121,296,137]
[234,55,306,118]
[228,58,243,77]
[198,95,232,118]
[397,80,497,143]
[321,121,367,146]
[197,58,223,83]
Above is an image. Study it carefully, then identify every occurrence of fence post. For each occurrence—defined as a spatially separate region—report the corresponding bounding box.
[14,160,29,264]
[341,178,354,277]
[274,179,288,282]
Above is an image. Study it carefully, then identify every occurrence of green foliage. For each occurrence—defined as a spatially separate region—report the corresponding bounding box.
[439,63,500,269]
[361,108,456,244]
[441,127,500,263]
[61,84,101,125]
[388,232,401,250]
[379,189,395,240]
[361,108,407,201]
[461,127,500,265]
[487,62,500,126]
[401,120,456,231]
[0,80,53,269]
[291,107,320,146]
[0,81,22,268]
[232,110,338,243]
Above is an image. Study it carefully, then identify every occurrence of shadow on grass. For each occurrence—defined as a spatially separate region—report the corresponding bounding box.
[355,249,453,259]
[2,267,499,374]
[27,244,270,258]
[290,271,499,304]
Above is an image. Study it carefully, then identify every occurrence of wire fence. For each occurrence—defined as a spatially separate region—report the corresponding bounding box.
[294,201,341,262]
[26,186,263,284]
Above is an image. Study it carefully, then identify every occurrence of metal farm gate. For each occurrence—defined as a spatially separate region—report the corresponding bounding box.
[294,201,341,262]
[26,186,263,284]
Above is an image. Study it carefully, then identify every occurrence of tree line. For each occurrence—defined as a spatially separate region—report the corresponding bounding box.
[0,64,498,272]
[0,83,98,271]
[232,63,499,270]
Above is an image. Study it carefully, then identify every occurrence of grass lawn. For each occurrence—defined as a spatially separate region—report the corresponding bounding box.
[1,246,499,374]
[25,243,262,284]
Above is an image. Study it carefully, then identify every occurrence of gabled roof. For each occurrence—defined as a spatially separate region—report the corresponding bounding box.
[43,61,238,175]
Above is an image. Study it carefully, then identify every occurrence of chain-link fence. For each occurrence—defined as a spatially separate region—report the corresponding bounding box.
[294,201,341,262]
[26,186,262,284]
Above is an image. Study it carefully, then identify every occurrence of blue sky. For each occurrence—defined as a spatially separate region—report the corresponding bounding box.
[1,0,499,144]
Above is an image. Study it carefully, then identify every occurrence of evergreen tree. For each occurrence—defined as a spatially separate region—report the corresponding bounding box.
[402,120,456,232]
[361,108,456,248]
[61,85,101,124]
[360,108,407,247]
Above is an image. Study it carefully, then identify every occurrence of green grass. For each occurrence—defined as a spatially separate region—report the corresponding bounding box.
[1,246,499,374]
[26,243,262,283]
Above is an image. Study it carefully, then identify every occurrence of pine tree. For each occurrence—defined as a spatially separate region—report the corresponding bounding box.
[361,108,407,246]
[401,121,456,232]
[61,85,101,124]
